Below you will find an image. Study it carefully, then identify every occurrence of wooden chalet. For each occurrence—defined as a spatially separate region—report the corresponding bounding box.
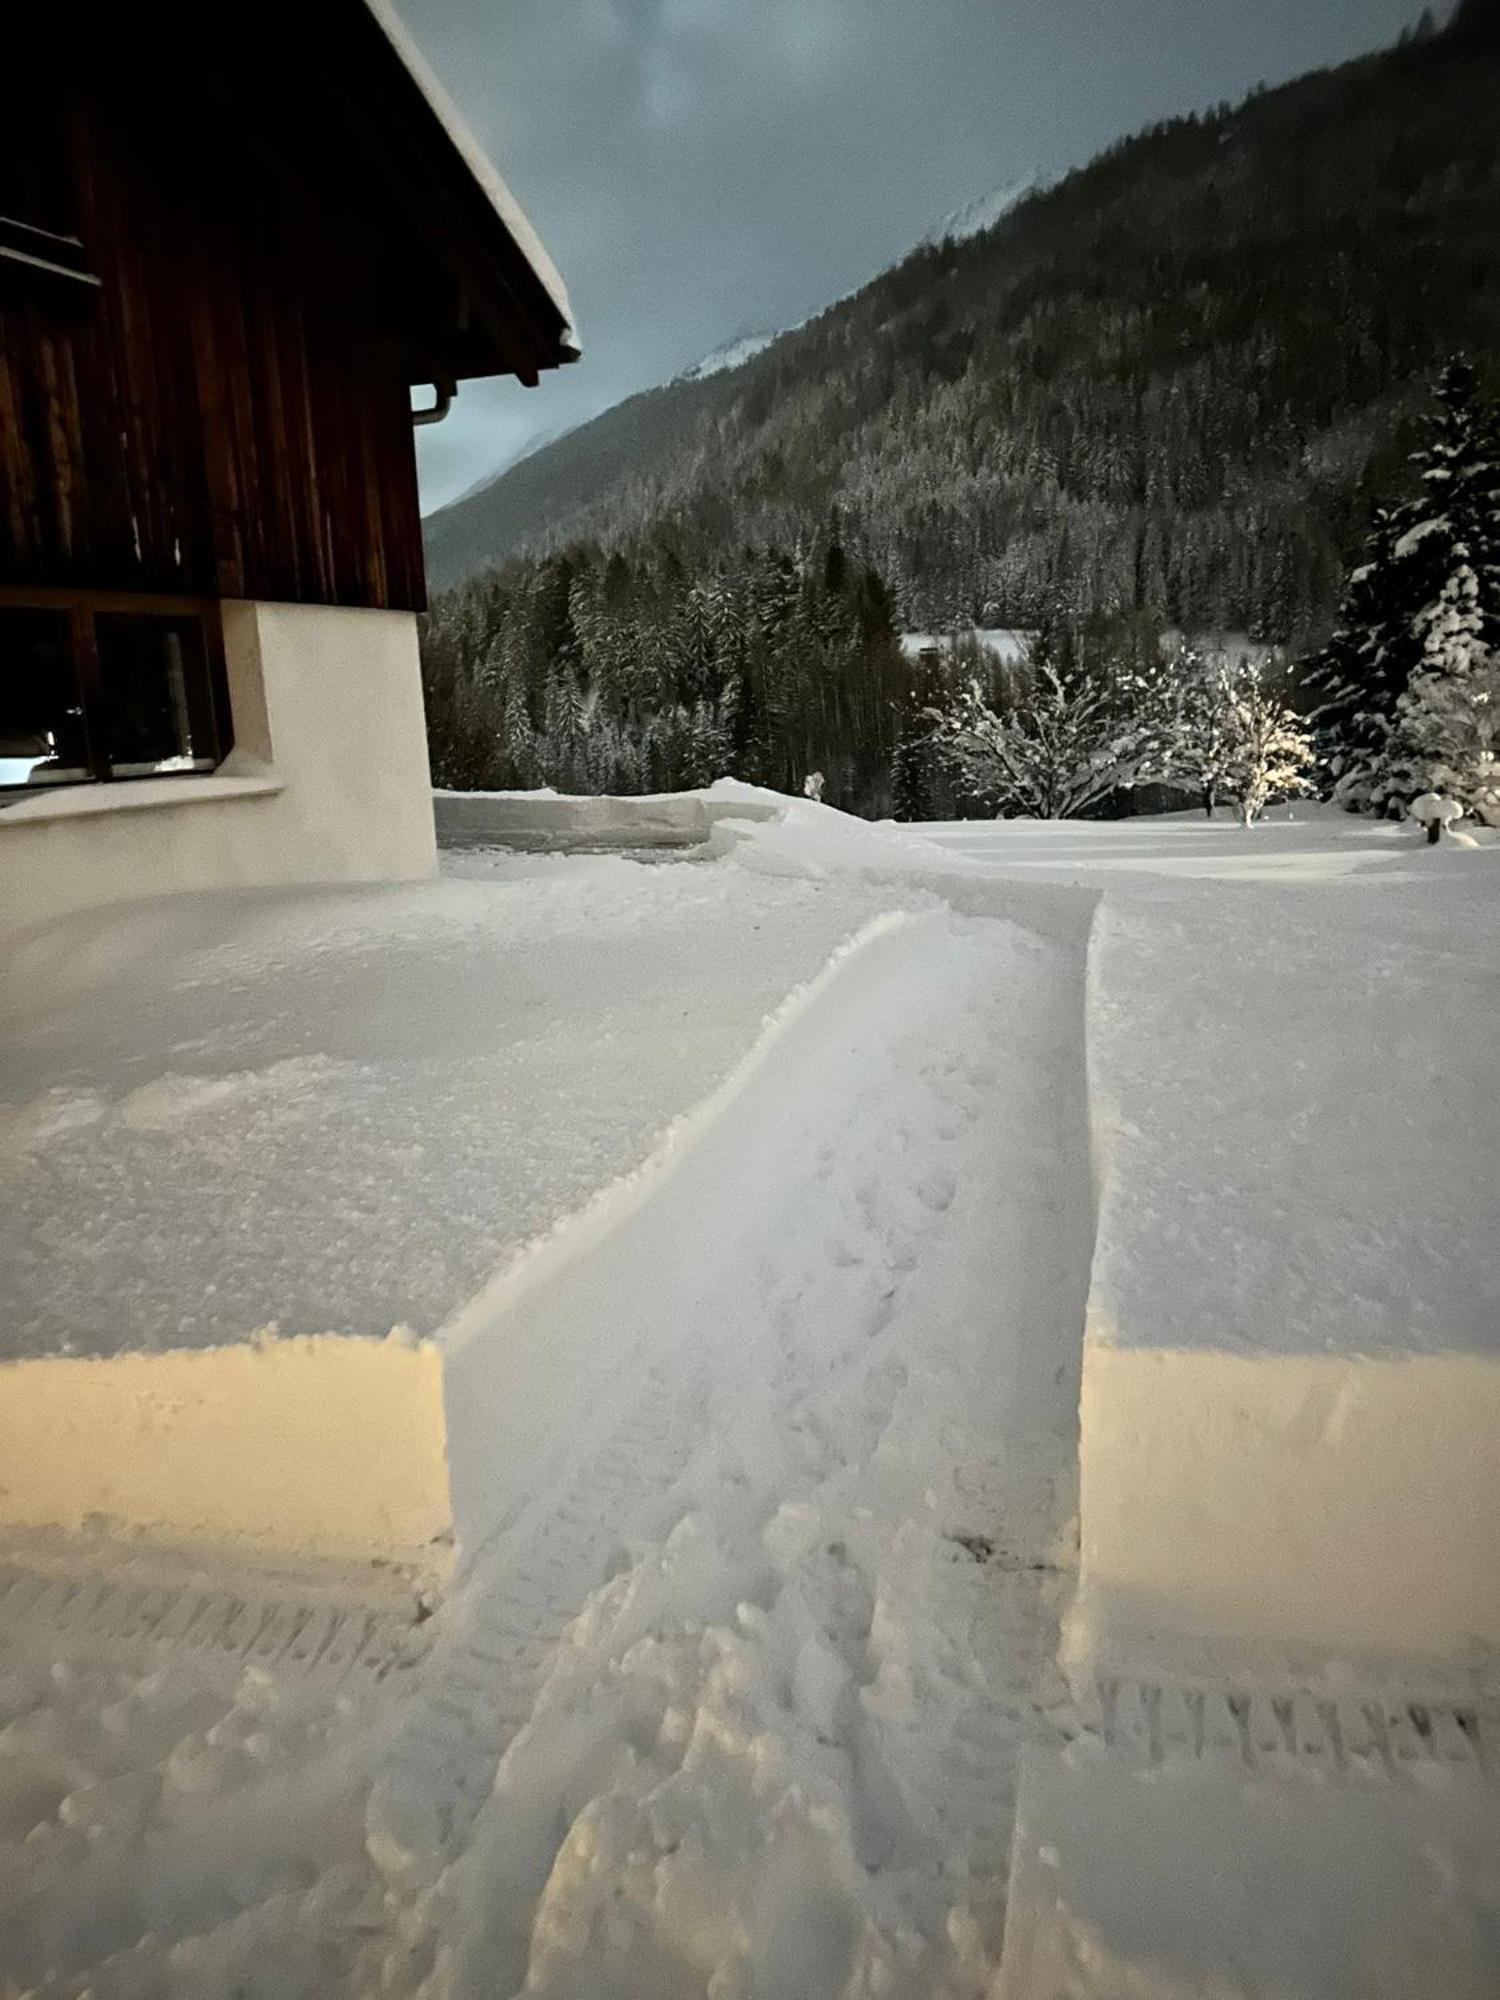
[0,0,575,927]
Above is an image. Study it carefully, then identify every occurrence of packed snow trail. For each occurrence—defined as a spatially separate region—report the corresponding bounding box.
[0,901,1094,1997]
[357,905,1094,1998]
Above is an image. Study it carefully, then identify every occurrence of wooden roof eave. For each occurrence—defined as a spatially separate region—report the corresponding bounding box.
[350,0,580,385]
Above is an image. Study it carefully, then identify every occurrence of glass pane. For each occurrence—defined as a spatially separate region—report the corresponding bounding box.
[95,615,220,776]
[0,609,91,788]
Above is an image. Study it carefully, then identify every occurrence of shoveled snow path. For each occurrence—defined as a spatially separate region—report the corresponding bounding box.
[360,906,1093,1998]
[0,904,1093,1997]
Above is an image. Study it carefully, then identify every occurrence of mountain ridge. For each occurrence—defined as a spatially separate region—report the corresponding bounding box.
[429,172,1047,522]
[423,16,1500,641]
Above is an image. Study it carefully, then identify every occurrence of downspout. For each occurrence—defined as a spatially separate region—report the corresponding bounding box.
[412,375,457,426]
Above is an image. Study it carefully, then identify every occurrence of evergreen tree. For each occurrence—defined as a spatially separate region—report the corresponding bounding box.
[1307,358,1500,813]
[1385,564,1500,822]
[891,732,934,821]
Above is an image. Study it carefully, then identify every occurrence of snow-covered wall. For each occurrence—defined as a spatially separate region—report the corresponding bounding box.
[433,786,778,851]
[0,602,437,934]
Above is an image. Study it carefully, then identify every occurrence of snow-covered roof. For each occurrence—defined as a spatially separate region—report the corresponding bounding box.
[362,0,579,356]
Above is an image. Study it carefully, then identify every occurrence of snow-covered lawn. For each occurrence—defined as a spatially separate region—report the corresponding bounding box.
[919,799,1497,879]
[0,793,1496,1996]
[0,855,914,1357]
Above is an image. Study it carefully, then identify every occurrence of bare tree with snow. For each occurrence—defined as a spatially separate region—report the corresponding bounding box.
[1210,662,1316,824]
[1168,647,1243,817]
[928,648,1172,819]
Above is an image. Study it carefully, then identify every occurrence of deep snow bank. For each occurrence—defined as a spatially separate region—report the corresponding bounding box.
[999,1735,1500,2000]
[1074,872,1500,1670]
[433,784,778,850]
[0,844,924,1571]
[922,810,1500,1669]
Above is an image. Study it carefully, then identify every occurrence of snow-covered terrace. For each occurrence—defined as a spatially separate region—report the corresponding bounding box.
[925,807,1500,1673]
[0,790,1497,1993]
[0,819,925,1574]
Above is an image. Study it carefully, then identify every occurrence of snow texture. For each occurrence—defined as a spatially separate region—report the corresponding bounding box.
[1086,879,1500,1355]
[1,792,1497,1994]
[0,817,1092,1996]
[901,626,1031,663]
[921,809,1500,1356]
[0,860,915,1359]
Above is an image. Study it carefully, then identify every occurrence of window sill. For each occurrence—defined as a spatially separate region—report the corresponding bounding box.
[0,773,284,828]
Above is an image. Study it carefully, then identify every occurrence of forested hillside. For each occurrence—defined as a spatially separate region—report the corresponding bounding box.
[424,3,1500,645]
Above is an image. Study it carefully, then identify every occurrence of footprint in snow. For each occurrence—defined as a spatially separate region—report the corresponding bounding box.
[916,1172,956,1213]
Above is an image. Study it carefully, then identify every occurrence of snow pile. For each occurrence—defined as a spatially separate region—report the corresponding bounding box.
[1071,836,1500,1665]
[1084,874,1500,1359]
[702,779,965,880]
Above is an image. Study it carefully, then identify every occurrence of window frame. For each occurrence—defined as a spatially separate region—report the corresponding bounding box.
[0,215,99,290]
[0,586,234,793]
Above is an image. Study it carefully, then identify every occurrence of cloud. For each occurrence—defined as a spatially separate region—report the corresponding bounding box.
[640,44,695,125]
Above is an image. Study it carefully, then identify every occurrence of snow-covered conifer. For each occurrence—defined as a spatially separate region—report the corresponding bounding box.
[1385,565,1500,823]
[1308,359,1500,813]
[891,733,934,822]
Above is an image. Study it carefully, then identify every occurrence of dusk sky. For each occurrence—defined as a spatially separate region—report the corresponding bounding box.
[400,0,1436,513]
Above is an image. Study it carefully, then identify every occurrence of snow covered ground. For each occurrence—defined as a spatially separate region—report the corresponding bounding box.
[921,807,1500,1680]
[0,854,909,1356]
[0,794,1496,1995]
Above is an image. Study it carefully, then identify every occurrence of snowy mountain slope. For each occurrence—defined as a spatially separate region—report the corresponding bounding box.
[420,164,1072,586]
[669,176,1044,388]
[422,14,1500,635]
[677,327,781,382]
[919,170,1048,247]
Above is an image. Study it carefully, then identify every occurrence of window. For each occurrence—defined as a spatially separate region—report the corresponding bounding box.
[0,611,89,788]
[0,597,232,796]
[95,616,222,776]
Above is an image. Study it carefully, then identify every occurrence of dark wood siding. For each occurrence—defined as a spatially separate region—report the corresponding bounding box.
[0,5,569,615]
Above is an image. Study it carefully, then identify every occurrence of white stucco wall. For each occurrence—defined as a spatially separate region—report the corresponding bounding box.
[0,601,437,934]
